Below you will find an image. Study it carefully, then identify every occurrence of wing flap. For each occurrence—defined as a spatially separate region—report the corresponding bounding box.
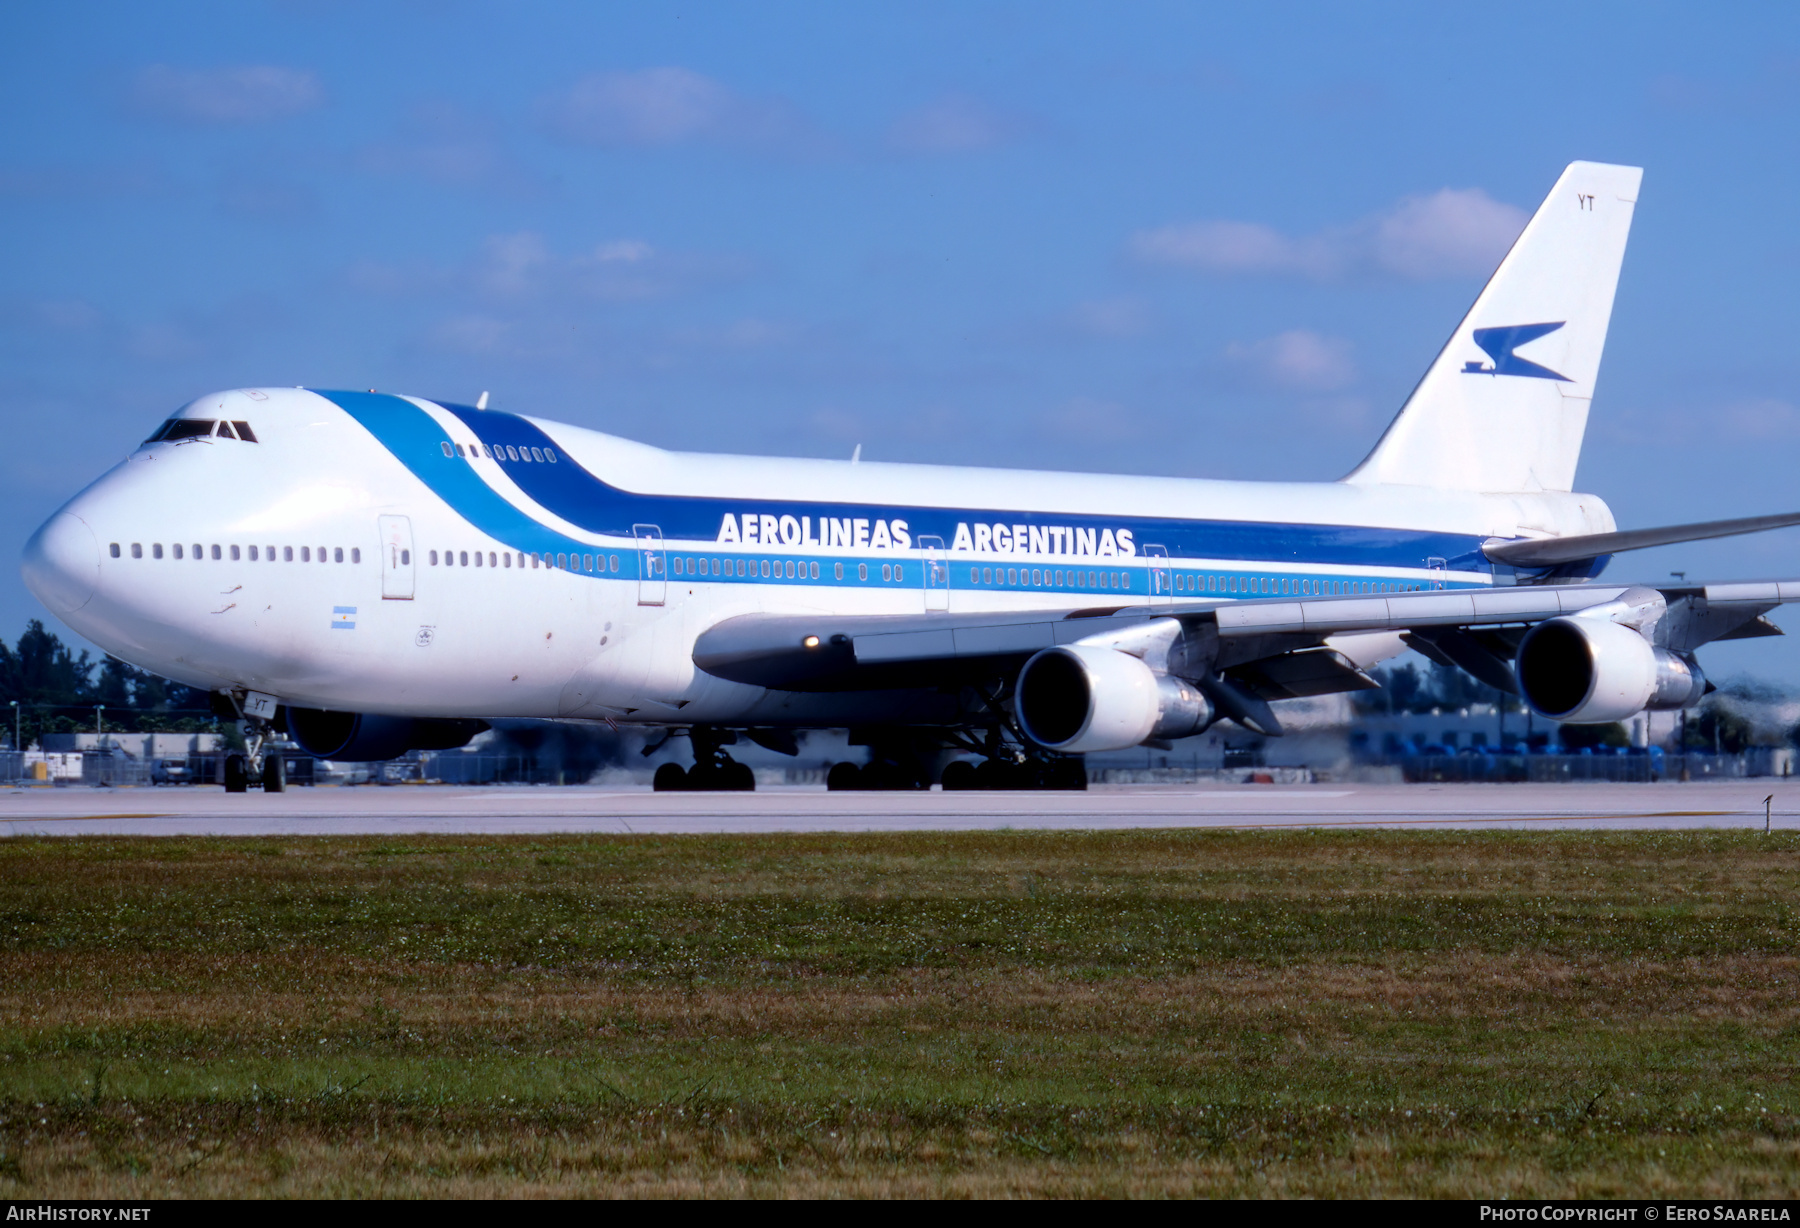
[1214,585,1632,636]
[1228,648,1378,701]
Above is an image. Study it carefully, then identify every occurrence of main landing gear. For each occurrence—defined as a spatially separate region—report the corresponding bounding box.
[651,726,756,792]
[938,755,1087,791]
[825,754,1085,791]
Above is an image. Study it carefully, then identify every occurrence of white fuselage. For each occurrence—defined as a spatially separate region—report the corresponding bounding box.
[22,387,1615,727]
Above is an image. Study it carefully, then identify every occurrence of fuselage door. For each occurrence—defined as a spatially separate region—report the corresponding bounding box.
[634,524,666,606]
[919,535,949,612]
[1427,556,1447,591]
[1143,543,1171,606]
[378,515,414,600]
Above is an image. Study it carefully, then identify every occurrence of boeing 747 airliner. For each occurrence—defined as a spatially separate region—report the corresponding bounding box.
[23,162,1800,791]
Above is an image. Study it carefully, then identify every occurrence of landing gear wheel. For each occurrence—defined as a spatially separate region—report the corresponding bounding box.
[861,761,902,791]
[725,760,756,791]
[262,754,286,793]
[973,758,1018,790]
[223,754,249,794]
[940,760,977,791]
[653,763,688,792]
[1048,757,1087,791]
[827,762,862,791]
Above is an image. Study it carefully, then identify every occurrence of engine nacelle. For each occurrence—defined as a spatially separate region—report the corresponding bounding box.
[283,707,489,761]
[1516,617,1707,724]
[1016,646,1214,753]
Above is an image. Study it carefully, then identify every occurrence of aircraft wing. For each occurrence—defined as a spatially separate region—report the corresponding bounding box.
[693,579,1800,700]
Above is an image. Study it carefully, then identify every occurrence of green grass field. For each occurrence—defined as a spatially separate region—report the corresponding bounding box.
[0,829,1797,1197]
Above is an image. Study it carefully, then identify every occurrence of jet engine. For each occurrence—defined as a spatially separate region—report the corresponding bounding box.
[1015,645,1213,753]
[283,707,489,761]
[1515,616,1706,723]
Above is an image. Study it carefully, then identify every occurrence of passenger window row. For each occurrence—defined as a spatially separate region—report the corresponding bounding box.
[972,566,1132,591]
[428,550,620,572]
[1169,574,1394,596]
[143,419,258,444]
[669,557,908,583]
[111,542,358,563]
[964,568,1430,595]
[440,440,559,465]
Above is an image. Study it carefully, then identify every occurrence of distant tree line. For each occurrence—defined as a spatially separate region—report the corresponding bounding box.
[1353,657,1794,754]
[1352,660,1521,718]
[0,620,220,749]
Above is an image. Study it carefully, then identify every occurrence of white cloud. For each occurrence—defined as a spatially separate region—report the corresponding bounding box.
[0,163,166,199]
[547,68,728,144]
[594,240,653,263]
[351,231,734,307]
[718,318,797,348]
[1371,188,1529,279]
[1044,397,1146,443]
[888,94,1028,154]
[1225,330,1357,391]
[1132,187,1526,281]
[1717,398,1800,439]
[132,65,324,125]
[217,178,317,222]
[475,232,553,298]
[1601,397,1800,446]
[429,315,515,356]
[356,103,527,190]
[126,321,209,363]
[31,300,104,331]
[540,68,817,153]
[1132,219,1335,278]
[1064,297,1151,338]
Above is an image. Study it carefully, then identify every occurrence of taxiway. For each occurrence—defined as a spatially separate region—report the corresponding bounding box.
[0,780,1793,836]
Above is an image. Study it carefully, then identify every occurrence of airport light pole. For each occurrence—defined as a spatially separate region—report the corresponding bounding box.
[8,700,16,783]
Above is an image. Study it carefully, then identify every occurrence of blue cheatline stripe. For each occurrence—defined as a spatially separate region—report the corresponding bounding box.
[331,390,1496,573]
[324,391,586,565]
[323,390,1506,589]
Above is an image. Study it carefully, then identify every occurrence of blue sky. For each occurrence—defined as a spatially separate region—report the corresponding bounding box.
[5,2,1800,680]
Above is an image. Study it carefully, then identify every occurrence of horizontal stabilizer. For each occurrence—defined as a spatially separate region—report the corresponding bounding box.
[1484,510,1800,567]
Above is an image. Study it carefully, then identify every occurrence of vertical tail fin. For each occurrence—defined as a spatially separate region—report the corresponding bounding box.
[1344,161,1642,493]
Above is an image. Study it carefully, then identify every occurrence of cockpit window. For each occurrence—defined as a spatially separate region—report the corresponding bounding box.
[157,419,217,442]
[143,417,259,444]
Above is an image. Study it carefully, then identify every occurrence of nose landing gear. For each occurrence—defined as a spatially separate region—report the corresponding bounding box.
[221,740,286,792]
[216,691,287,794]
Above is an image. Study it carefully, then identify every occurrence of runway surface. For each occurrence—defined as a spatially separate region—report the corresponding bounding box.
[0,780,1794,836]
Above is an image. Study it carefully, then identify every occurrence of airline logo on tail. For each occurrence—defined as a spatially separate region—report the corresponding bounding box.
[1461,322,1571,381]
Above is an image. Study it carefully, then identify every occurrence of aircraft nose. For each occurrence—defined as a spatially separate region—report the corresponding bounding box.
[21,510,99,614]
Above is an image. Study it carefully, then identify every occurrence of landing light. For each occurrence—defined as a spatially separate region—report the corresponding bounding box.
[802,635,820,649]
